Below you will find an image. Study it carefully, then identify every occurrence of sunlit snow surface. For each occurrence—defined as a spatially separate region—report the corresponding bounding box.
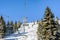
[3,22,38,40]
[58,20,60,33]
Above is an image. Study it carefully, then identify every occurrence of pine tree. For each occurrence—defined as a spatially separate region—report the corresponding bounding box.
[13,21,18,32]
[37,22,41,40]
[0,16,6,38]
[37,7,58,40]
[7,21,14,34]
[17,21,21,28]
[37,20,43,40]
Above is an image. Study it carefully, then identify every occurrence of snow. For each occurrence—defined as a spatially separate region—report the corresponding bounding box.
[3,22,38,40]
[57,20,60,33]
[58,20,60,24]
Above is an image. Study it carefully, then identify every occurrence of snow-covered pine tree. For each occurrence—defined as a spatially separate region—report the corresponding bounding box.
[37,7,59,40]
[0,16,6,38]
[13,21,18,32]
[17,21,21,28]
[42,7,58,40]
[37,22,41,40]
[37,19,44,40]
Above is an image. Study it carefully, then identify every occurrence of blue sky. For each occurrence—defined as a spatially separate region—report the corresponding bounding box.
[0,0,60,22]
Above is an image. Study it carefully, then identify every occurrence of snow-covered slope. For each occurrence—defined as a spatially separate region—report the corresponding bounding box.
[4,22,38,40]
[1,19,60,40]
[57,20,60,33]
